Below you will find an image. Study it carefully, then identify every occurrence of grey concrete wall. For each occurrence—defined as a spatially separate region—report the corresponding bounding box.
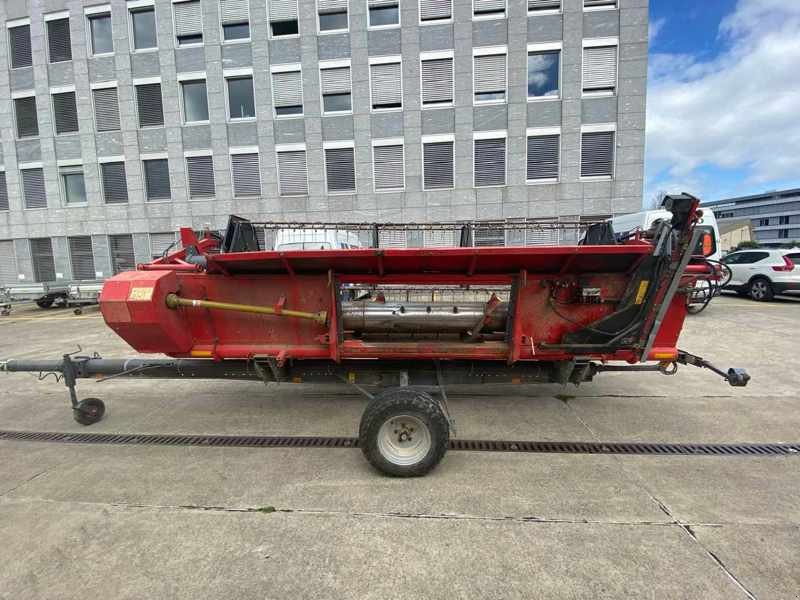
[0,0,648,266]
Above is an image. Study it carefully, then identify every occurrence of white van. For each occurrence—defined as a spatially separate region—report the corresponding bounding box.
[272,228,364,251]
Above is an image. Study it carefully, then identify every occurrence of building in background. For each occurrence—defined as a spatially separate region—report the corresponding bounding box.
[0,0,648,285]
[704,188,800,249]
[717,219,753,254]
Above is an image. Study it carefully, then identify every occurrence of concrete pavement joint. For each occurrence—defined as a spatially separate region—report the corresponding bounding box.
[0,470,50,499]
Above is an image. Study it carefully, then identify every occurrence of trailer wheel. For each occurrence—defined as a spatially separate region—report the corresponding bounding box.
[359,389,449,477]
[36,298,54,309]
[73,398,106,426]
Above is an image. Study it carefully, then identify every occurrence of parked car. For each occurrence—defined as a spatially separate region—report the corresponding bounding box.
[721,249,800,301]
[273,228,364,250]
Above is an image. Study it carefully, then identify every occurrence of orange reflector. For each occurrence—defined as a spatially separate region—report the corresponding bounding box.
[190,350,213,358]
[653,352,677,360]
[702,232,713,257]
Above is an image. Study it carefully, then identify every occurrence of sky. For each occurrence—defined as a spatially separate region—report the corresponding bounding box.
[644,0,800,206]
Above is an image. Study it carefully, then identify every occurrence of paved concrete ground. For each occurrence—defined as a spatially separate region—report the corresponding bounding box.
[0,294,798,599]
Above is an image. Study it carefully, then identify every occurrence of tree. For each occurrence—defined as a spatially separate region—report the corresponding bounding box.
[734,240,761,251]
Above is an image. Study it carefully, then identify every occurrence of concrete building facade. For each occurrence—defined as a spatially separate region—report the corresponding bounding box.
[0,0,648,284]
[704,188,800,249]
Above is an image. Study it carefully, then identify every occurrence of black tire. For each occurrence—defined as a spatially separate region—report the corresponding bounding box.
[359,388,449,477]
[36,297,54,309]
[748,277,774,302]
[73,398,106,425]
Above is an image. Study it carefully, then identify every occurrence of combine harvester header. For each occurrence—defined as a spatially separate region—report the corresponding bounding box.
[1,193,749,476]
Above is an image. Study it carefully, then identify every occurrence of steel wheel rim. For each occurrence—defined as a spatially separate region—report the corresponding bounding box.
[751,281,766,299]
[377,415,432,466]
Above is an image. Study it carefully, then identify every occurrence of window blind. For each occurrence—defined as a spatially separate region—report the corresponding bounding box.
[53,91,79,134]
[230,153,261,196]
[370,62,402,109]
[68,236,95,281]
[474,138,506,187]
[320,67,351,95]
[423,141,454,189]
[581,131,614,177]
[585,0,616,7]
[421,58,453,105]
[47,18,72,62]
[136,83,164,126]
[325,147,356,193]
[473,0,504,15]
[0,240,17,286]
[419,0,450,20]
[272,71,303,109]
[9,25,33,68]
[270,0,298,21]
[101,162,128,204]
[186,155,215,198]
[373,145,404,190]
[174,1,203,35]
[277,151,309,196]
[220,0,249,23]
[0,172,8,211]
[318,0,348,12]
[150,233,177,259]
[143,159,171,200]
[93,87,121,132]
[30,238,56,282]
[22,168,47,209]
[528,0,560,10]
[109,234,136,274]
[473,53,506,99]
[14,97,39,138]
[583,46,617,92]
[526,135,559,181]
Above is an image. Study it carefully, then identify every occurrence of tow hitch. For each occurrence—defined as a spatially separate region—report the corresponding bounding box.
[677,350,751,387]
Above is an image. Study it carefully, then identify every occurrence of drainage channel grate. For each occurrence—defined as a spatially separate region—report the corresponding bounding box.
[1,430,799,457]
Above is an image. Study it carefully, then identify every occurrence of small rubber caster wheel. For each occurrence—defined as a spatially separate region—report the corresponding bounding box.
[73,308,83,315]
[359,388,449,477]
[73,398,105,425]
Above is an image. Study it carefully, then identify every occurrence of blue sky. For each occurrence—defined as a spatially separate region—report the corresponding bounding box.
[644,0,800,206]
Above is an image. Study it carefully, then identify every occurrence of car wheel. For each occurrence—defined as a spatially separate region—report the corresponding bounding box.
[749,277,774,302]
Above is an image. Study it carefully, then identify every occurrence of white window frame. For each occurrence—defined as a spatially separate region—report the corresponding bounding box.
[132,75,163,129]
[472,130,507,189]
[98,155,127,205]
[371,137,405,193]
[319,58,352,116]
[11,89,38,141]
[420,49,454,109]
[50,84,79,137]
[472,0,506,21]
[85,5,114,57]
[316,0,350,35]
[418,0,452,25]
[579,123,616,182]
[177,71,210,125]
[219,0,252,45]
[6,18,32,71]
[57,159,87,207]
[421,133,455,192]
[223,67,257,121]
[322,140,356,196]
[581,37,619,98]
[583,0,617,12]
[525,126,561,185]
[184,149,215,201]
[19,162,46,211]
[228,146,262,197]
[90,80,119,133]
[172,0,204,48]
[472,45,507,106]
[527,41,562,103]
[44,11,71,65]
[268,0,301,39]
[270,63,304,119]
[128,0,158,53]
[369,55,403,113]
[140,152,171,203]
[367,0,401,30]
[275,143,310,198]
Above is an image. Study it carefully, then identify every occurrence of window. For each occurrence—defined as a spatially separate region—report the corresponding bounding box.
[143,158,171,201]
[527,46,560,99]
[779,216,790,225]
[8,23,33,68]
[186,155,215,198]
[135,82,164,126]
[419,0,451,22]
[758,218,770,227]
[88,11,113,55]
[474,134,506,187]
[230,152,261,196]
[584,0,616,8]
[473,0,505,18]
[526,132,560,182]
[583,41,618,95]
[422,138,454,190]
[269,0,299,36]
[369,0,399,27]
[100,162,128,204]
[276,148,309,196]
[421,53,454,107]
[52,91,79,134]
[92,86,121,131]
[370,58,402,110]
[271,66,303,116]
[722,251,768,265]
[318,0,348,32]
[372,141,404,191]
[22,168,47,209]
[150,233,178,259]
[226,75,256,119]
[778,229,789,239]
[181,79,209,122]
[581,129,615,178]
[473,48,506,103]
[0,172,8,211]
[324,145,356,193]
[13,96,39,138]
[60,166,87,204]
[109,234,136,274]
[320,63,352,113]
[130,5,157,50]
[173,0,203,45]
[47,17,72,63]
[528,0,560,11]
[30,238,56,282]
[68,236,96,281]
[220,0,250,40]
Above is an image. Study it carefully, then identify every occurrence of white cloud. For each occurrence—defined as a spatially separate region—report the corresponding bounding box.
[648,18,665,44]
[645,0,800,201]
